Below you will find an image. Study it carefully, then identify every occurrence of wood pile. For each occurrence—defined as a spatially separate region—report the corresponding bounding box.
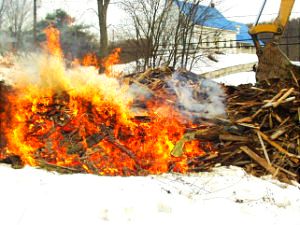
[126,68,300,184]
[1,68,299,183]
[212,77,300,184]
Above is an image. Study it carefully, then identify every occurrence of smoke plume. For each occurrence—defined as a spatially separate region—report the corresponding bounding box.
[168,70,226,119]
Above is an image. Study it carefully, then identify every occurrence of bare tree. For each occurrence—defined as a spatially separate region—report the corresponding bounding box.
[167,0,223,69]
[120,0,224,71]
[33,0,37,46]
[121,0,171,70]
[97,0,110,72]
[5,0,32,50]
[0,0,7,29]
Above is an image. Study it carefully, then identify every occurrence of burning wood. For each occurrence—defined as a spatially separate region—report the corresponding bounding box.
[0,26,299,184]
[125,66,300,183]
[0,28,217,176]
[1,66,299,182]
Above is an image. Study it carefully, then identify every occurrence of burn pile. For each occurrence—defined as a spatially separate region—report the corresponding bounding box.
[0,28,223,176]
[217,77,300,183]
[0,64,222,175]
[126,69,300,183]
[0,26,299,183]
[1,62,299,182]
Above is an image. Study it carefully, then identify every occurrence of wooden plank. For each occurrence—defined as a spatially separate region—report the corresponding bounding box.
[240,146,277,175]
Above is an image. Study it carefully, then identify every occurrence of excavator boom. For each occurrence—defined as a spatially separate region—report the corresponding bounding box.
[249,0,300,81]
[249,0,295,35]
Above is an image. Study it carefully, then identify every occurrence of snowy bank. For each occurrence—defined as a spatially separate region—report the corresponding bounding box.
[214,71,256,86]
[189,53,257,74]
[1,164,300,225]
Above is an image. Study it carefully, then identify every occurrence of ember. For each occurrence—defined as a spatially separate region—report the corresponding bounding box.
[0,27,214,175]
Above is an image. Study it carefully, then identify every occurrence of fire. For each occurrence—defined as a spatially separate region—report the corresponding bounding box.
[82,53,99,68]
[0,27,210,175]
[43,26,63,59]
[103,48,121,76]
[81,48,121,77]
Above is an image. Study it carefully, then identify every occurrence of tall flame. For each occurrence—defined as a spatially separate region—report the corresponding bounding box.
[103,48,121,76]
[43,26,63,59]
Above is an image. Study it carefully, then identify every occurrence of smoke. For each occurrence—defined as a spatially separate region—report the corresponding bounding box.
[168,70,226,119]
[1,52,226,121]
[0,53,135,117]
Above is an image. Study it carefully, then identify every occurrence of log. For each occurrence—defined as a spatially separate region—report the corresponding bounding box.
[219,134,249,142]
[240,146,277,175]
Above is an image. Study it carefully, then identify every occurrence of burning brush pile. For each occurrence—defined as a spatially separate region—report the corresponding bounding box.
[0,27,224,176]
[123,67,300,183]
[0,27,299,183]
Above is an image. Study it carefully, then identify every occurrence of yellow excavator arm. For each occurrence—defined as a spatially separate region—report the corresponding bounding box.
[248,0,299,81]
[249,0,295,35]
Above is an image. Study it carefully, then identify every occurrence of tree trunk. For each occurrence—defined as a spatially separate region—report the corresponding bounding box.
[97,0,110,73]
[33,0,37,46]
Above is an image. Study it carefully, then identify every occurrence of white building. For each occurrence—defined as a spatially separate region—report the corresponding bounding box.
[166,0,255,54]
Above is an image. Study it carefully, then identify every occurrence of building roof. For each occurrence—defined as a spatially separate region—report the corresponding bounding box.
[174,1,253,45]
[231,22,254,45]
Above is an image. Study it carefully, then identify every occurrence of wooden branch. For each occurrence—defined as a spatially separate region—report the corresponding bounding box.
[219,134,249,142]
[262,89,287,108]
[290,69,299,87]
[132,79,155,95]
[256,130,271,165]
[270,128,288,140]
[257,130,300,159]
[273,88,295,108]
[106,137,143,172]
[36,159,82,173]
[240,146,277,175]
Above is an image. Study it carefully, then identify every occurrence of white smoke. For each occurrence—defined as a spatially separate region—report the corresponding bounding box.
[168,70,226,119]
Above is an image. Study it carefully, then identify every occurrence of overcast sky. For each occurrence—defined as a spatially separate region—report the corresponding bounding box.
[39,0,300,29]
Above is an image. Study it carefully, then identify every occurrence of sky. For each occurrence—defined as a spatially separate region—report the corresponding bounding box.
[38,0,300,34]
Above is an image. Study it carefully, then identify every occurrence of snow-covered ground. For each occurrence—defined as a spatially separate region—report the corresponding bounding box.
[191,53,258,74]
[1,53,300,225]
[111,53,258,77]
[214,71,256,86]
[1,164,300,225]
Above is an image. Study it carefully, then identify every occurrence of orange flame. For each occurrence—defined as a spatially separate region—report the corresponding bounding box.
[103,48,121,76]
[0,26,212,175]
[80,48,121,76]
[82,53,99,68]
[43,26,63,58]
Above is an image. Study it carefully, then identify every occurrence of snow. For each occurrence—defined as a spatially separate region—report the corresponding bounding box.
[0,164,300,225]
[111,53,258,77]
[190,53,258,74]
[292,61,300,67]
[112,61,137,75]
[214,71,256,86]
[1,54,300,225]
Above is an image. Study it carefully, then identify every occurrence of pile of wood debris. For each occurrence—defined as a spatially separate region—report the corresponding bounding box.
[1,67,299,183]
[125,68,300,184]
[216,77,299,184]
